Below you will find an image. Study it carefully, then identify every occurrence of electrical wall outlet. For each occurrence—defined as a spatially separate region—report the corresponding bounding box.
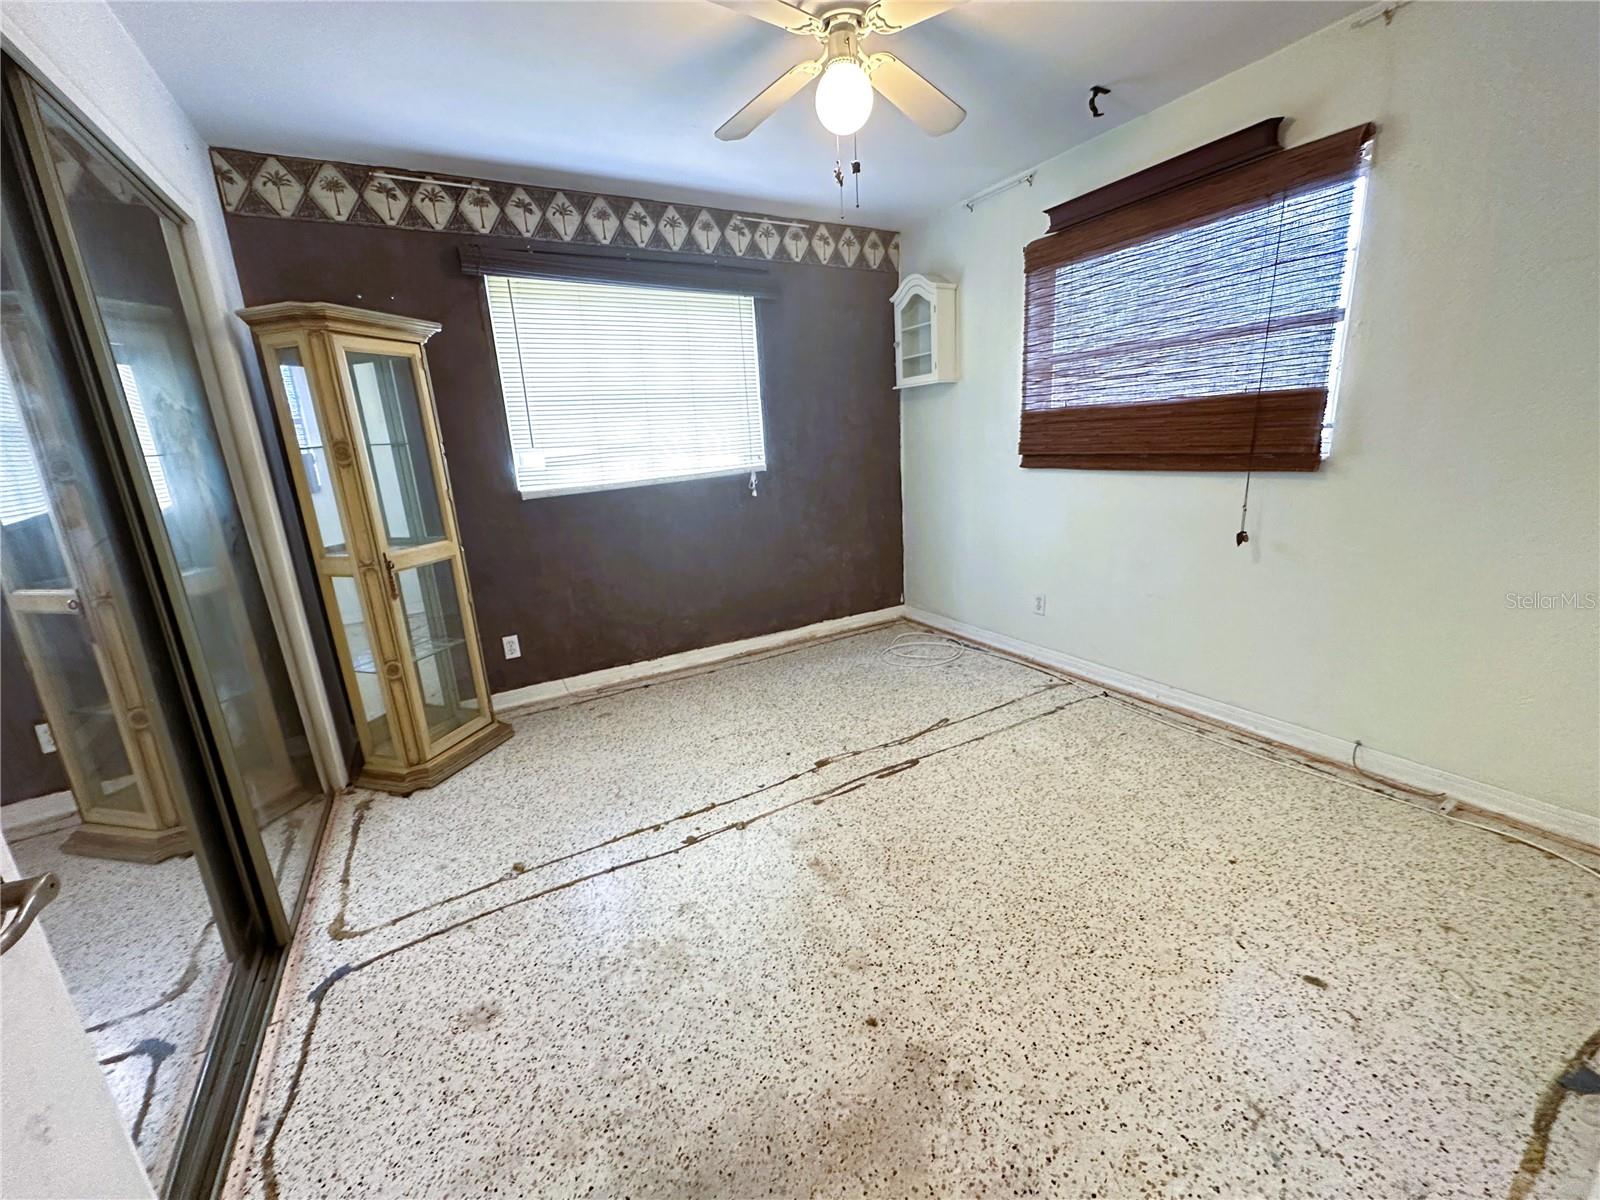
[501,634,522,660]
[1033,594,1047,616]
[34,722,56,754]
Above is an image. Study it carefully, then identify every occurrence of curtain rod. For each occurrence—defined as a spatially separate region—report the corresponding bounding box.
[963,172,1035,213]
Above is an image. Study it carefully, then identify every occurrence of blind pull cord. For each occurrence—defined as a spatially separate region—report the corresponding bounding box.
[504,280,536,478]
[1237,194,1291,547]
[749,470,759,497]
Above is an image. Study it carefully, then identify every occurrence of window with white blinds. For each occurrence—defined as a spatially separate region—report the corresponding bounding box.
[483,274,766,499]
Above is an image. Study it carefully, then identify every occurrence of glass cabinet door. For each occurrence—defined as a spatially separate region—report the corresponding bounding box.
[899,291,933,381]
[264,340,400,766]
[342,347,444,549]
[336,338,489,755]
[392,557,480,744]
[273,344,347,555]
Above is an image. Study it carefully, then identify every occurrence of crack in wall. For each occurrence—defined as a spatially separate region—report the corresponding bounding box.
[257,691,1104,1200]
[326,683,1070,942]
[1508,1026,1600,1200]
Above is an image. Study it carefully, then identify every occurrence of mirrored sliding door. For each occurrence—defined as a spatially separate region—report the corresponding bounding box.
[2,94,237,1191]
[3,60,331,1196]
[23,83,326,918]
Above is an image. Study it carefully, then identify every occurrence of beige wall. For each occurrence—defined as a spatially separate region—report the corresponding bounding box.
[901,4,1599,826]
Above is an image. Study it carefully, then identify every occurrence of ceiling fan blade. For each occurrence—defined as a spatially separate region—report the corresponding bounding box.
[865,53,966,135]
[864,0,962,34]
[708,0,823,36]
[715,58,823,141]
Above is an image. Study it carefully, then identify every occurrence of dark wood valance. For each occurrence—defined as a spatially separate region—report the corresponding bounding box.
[1043,117,1283,235]
[459,242,779,298]
[1025,123,1375,275]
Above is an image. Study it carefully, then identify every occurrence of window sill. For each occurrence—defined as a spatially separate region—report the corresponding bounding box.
[519,465,764,501]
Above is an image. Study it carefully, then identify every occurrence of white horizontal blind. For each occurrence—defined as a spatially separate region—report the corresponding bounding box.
[0,353,48,526]
[1036,174,1365,416]
[114,361,174,508]
[484,274,766,498]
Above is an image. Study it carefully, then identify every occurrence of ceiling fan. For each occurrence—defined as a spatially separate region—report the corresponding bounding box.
[713,0,966,141]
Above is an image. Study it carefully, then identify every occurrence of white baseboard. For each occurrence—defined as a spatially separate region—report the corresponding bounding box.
[493,606,907,714]
[907,606,1600,849]
[1,790,77,840]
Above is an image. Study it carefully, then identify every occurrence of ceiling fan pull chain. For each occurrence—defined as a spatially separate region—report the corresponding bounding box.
[852,133,862,209]
[834,133,846,219]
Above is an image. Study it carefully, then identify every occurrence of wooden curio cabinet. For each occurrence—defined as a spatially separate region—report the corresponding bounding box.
[2,299,191,862]
[240,303,511,794]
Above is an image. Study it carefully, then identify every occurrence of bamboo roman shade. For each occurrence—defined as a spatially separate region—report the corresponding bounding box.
[1021,123,1374,471]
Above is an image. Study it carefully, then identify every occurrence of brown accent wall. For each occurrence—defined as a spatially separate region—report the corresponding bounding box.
[2,601,69,805]
[224,216,903,694]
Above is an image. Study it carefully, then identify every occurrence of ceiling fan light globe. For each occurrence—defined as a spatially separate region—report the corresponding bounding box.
[814,59,874,136]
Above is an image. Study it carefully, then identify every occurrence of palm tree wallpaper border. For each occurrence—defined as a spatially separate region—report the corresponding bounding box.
[211,148,899,273]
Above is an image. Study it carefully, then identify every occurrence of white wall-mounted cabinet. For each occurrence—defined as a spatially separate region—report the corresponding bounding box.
[891,273,959,389]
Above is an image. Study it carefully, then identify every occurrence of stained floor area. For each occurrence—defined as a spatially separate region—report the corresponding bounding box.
[227,623,1600,1199]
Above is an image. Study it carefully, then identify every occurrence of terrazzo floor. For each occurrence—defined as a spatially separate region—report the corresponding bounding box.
[226,623,1600,1199]
[7,797,321,1187]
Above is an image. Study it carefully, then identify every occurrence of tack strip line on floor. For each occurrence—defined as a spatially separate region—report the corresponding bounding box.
[326,681,1072,942]
[240,626,1598,1197]
[256,690,1106,1200]
[907,618,1600,869]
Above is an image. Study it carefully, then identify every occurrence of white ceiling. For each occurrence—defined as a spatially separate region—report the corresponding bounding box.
[112,0,1360,229]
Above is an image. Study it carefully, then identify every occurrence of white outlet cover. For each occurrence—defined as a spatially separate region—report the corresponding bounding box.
[1033,595,1047,616]
[501,635,522,659]
[34,722,56,754]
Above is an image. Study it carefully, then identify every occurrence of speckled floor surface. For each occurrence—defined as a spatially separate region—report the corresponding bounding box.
[9,799,320,1187]
[225,623,1600,1199]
